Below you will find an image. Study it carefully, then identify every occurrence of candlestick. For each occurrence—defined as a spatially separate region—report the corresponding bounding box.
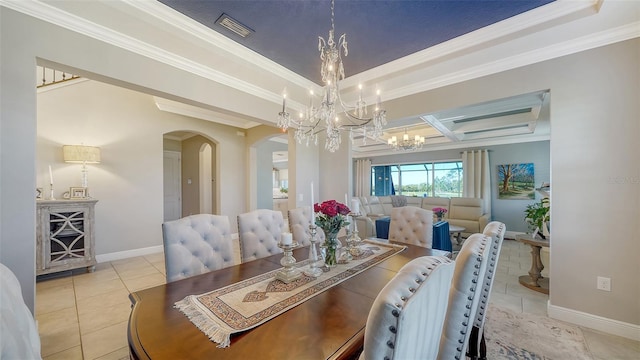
[351,199,360,215]
[275,241,302,283]
[303,225,323,277]
[344,193,348,207]
[48,165,53,185]
[281,232,292,246]
[282,93,286,112]
[310,182,315,224]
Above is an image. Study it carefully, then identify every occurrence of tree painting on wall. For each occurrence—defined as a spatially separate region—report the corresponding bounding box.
[497,163,535,199]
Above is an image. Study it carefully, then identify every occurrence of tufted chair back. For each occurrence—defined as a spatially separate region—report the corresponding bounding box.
[466,221,506,359]
[476,221,506,327]
[437,233,491,360]
[388,206,433,248]
[162,214,235,283]
[237,209,285,262]
[359,256,454,360]
[287,206,325,246]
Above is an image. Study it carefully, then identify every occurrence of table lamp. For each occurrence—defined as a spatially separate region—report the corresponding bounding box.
[63,145,101,191]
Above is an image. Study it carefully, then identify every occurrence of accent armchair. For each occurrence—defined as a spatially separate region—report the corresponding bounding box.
[447,197,490,236]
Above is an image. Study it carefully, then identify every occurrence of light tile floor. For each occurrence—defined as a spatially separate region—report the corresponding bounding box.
[35,239,639,359]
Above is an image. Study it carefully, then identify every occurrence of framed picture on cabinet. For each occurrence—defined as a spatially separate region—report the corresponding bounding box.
[69,187,87,199]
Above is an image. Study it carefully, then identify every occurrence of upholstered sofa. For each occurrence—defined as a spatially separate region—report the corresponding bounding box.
[355,195,489,238]
[354,196,422,238]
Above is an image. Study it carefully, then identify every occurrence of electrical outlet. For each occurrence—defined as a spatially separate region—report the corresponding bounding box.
[596,276,611,291]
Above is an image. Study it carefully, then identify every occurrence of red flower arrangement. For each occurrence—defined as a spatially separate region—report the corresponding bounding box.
[314,200,350,236]
[432,207,448,219]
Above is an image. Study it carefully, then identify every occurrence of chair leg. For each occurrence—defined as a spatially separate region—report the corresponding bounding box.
[479,330,487,360]
[466,326,479,360]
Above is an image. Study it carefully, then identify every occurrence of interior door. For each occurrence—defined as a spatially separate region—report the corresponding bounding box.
[163,151,182,221]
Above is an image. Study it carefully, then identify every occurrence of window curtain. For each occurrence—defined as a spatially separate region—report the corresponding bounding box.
[462,150,491,213]
[355,158,372,197]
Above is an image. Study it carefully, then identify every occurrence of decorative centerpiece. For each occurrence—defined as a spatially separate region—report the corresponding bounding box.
[314,200,350,267]
[432,207,448,222]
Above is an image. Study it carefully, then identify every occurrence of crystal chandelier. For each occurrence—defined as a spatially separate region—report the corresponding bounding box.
[388,129,425,151]
[276,0,387,152]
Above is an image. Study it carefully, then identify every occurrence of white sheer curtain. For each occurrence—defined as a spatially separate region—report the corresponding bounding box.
[462,150,491,213]
[355,158,372,197]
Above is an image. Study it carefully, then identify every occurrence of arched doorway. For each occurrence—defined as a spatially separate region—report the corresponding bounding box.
[199,143,213,213]
[249,134,288,216]
[163,131,218,220]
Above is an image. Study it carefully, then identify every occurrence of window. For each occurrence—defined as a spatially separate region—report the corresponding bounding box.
[371,161,463,197]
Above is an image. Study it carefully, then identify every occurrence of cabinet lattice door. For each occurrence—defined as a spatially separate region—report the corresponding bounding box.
[36,199,98,275]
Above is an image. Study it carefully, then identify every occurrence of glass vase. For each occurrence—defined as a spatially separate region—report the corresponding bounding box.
[322,230,340,267]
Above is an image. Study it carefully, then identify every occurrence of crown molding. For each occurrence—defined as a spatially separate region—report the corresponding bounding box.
[3,0,636,121]
[122,0,319,92]
[0,0,285,106]
[153,97,260,129]
[383,21,640,102]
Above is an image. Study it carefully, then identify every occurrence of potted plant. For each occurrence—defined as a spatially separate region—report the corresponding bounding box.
[524,197,550,239]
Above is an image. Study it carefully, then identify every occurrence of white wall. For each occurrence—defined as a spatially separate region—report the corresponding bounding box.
[37,80,247,255]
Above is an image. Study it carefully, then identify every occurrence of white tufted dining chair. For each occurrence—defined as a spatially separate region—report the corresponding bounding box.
[437,233,492,360]
[287,206,325,246]
[237,209,285,262]
[388,206,433,248]
[466,221,507,360]
[359,256,454,360]
[161,214,235,283]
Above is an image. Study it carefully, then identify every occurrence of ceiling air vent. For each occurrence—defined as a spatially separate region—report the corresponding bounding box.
[215,13,254,38]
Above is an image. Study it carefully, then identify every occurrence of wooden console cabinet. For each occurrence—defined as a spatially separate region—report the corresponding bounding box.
[36,199,98,275]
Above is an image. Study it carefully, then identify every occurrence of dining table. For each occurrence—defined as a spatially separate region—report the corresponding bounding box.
[127,240,450,360]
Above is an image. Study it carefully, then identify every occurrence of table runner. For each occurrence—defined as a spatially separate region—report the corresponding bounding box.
[174,240,406,348]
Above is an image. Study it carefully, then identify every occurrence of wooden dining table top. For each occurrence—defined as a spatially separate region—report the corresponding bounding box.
[127,241,450,360]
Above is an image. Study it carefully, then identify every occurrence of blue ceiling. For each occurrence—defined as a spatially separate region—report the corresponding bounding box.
[159,0,554,84]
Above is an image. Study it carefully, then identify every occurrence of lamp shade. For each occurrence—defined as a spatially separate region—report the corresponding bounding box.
[63,145,101,164]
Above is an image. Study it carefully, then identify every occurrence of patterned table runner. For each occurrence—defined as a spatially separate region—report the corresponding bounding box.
[174,240,405,348]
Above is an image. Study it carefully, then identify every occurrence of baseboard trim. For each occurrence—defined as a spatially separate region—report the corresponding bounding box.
[548,302,640,341]
[96,245,164,263]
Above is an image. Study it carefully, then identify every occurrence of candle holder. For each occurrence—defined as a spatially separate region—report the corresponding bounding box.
[49,184,56,200]
[303,225,324,277]
[275,242,302,283]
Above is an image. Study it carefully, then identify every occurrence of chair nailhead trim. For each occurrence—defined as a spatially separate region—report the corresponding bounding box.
[389,326,396,333]
[387,340,395,349]
[392,309,399,317]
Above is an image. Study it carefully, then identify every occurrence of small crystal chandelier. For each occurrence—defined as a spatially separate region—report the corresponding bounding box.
[276,0,387,152]
[388,129,425,151]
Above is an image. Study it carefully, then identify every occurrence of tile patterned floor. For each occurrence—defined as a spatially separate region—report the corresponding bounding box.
[35,239,639,359]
